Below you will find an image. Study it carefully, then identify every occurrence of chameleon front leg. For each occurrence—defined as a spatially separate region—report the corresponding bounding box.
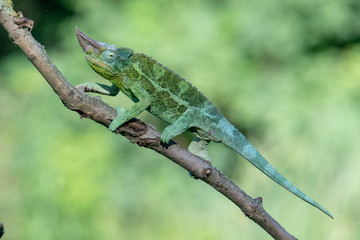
[76,82,120,96]
[108,83,151,131]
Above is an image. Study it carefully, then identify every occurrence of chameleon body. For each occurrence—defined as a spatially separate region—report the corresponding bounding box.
[75,28,333,218]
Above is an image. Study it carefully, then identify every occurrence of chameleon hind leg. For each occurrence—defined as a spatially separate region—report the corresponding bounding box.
[160,106,212,162]
[161,106,201,143]
[188,137,211,162]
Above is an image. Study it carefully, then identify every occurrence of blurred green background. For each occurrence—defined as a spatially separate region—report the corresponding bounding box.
[1,0,359,239]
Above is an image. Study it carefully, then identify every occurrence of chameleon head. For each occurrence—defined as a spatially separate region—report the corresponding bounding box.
[75,27,133,80]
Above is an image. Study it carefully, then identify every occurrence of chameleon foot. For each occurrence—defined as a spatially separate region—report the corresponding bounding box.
[188,137,211,162]
[109,106,126,131]
[160,125,183,143]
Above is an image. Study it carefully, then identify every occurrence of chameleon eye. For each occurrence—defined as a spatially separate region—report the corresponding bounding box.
[102,50,116,62]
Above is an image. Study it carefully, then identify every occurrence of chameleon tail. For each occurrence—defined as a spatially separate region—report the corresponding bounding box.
[221,122,333,218]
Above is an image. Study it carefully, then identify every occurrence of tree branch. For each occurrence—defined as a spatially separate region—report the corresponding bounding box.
[0,1,297,239]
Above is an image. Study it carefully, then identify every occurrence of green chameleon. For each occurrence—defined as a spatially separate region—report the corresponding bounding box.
[75,27,333,219]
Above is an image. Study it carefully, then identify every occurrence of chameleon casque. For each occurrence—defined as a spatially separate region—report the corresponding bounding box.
[75,27,333,218]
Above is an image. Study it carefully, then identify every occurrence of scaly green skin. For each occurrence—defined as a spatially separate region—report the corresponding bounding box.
[75,28,333,219]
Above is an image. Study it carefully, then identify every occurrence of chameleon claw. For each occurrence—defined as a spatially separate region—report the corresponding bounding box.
[160,134,169,144]
[76,84,88,92]
[76,82,95,92]
[160,136,171,144]
[108,122,119,132]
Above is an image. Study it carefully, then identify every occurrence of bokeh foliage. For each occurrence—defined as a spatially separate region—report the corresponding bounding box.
[1,0,360,239]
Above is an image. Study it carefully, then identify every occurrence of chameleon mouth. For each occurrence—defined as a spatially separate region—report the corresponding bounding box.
[86,56,117,79]
[75,27,103,53]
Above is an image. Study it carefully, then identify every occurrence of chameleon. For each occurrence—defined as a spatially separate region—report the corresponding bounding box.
[75,27,333,219]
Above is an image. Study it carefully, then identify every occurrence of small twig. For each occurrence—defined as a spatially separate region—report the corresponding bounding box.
[12,11,34,31]
[0,1,297,239]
